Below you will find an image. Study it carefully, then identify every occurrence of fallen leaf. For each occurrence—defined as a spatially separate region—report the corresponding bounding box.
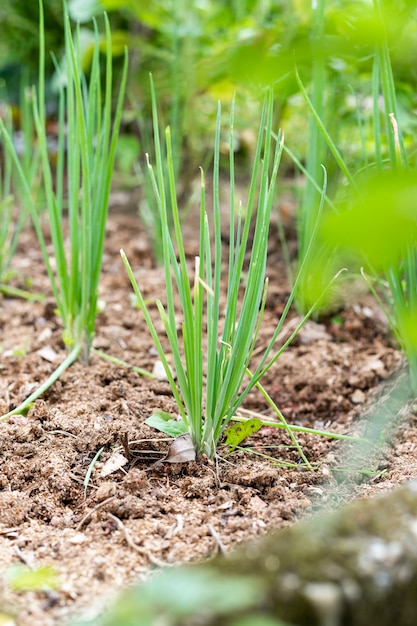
[101,452,128,477]
[165,433,196,463]
[224,419,263,450]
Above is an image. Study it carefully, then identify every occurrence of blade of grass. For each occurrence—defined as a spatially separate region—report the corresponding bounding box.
[120,249,188,426]
[295,66,358,192]
[0,345,81,421]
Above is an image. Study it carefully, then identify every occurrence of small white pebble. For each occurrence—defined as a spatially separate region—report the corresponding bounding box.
[351,389,366,404]
[153,360,175,381]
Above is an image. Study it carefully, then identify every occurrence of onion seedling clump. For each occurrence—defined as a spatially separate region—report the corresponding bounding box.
[122,79,343,461]
[0,2,127,420]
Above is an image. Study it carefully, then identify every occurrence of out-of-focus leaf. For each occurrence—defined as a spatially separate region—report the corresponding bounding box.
[398,308,417,354]
[68,0,102,22]
[5,565,60,591]
[100,567,264,626]
[320,171,417,271]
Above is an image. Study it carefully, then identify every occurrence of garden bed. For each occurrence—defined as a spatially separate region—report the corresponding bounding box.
[0,199,416,626]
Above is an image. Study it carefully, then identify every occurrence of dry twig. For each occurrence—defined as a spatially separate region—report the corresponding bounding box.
[107,512,172,568]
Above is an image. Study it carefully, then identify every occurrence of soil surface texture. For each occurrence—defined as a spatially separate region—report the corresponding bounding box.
[1,194,416,625]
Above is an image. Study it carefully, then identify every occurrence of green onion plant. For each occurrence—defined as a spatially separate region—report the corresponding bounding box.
[0,109,19,291]
[298,0,417,392]
[131,94,174,266]
[122,78,349,461]
[0,1,127,420]
[0,82,41,298]
[294,0,328,313]
[360,0,416,391]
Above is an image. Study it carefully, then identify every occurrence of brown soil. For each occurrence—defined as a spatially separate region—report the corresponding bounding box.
[0,194,416,625]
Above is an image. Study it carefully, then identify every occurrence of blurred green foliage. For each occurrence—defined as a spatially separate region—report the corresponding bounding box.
[319,169,417,391]
[321,171,417,272]
[4,563,60,591]
[65,0,417,180]
[73,566,293,626]
[0,0,65,101]
[1,0,417,167]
